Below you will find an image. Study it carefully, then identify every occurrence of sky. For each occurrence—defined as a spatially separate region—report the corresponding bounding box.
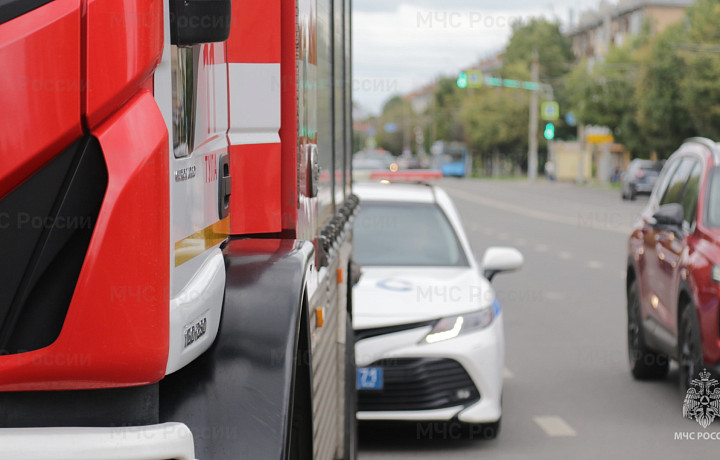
[352,0,603,115]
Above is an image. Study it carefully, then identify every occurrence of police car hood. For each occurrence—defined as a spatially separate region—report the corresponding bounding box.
[352,266,494,330]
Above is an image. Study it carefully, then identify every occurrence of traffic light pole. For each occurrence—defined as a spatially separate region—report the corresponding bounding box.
[528,51,539,181]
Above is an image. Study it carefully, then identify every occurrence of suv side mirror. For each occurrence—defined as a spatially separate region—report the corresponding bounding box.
[652,203,684,228]
[170,0,231,46]
[482,247,523,281]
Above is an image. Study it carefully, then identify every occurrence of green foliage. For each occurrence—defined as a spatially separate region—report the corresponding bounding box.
[460,88,529,155]
[432,77,464,142]
[375,95,413,154]
[635,24,694,158]
[503,19,574,80]
[678,0,720,141]
[453,19,573,158]
[565,45,644,152]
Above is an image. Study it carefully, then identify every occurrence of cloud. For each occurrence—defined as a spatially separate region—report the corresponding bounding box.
[352,4,543,113]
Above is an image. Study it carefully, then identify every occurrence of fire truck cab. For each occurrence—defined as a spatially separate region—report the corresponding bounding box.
[0,1,356,459]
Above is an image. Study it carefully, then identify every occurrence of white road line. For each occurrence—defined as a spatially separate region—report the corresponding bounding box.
[498,232,510,241]
[559,251,573,260]
[514,238,527,246]
[586,260,604,269]
[483,228,494,235]
[443,186,631,235]
[503,368,515,379]
[543,291,566,300]
[533,416,577,437]
[534,244,549,253]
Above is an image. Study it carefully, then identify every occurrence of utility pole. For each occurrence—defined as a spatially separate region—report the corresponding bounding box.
[528,50,539,180]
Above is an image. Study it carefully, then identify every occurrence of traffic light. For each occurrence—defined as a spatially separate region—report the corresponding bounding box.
[457,72,468,89]
[543,123,555,140]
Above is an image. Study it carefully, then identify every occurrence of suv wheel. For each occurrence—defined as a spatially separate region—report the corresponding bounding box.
[679,304,703,393]
[627,280,669,379]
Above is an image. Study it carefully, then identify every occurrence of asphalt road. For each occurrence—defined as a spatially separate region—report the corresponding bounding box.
[358,178,715,460]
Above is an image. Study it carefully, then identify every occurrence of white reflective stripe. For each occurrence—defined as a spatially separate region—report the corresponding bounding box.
[228,63,281,146]
[1,423,195,460]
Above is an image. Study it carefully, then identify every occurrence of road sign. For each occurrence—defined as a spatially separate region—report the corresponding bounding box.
[565,111,577,127]
[586,125,614,144]
[587,134,614,144]
[541,101,559,121]
[468,70,483,88]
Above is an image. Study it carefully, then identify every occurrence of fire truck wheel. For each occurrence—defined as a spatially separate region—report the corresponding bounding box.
[288,310,313,460]
[344,316,358,460]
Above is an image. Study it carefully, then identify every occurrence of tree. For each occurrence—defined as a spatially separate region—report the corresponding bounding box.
[635,24,695,158]
[678,0,720,141]
[503,18,574,81]
[375,95,413,155]
[565,45,644,154]
[430,77,464,142]
[460,87,529,158]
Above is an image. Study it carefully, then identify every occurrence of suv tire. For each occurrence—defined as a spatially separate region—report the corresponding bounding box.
[679,304,703,394]
[627,280,669,379]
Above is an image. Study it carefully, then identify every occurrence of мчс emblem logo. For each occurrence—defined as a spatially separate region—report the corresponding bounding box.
[683,369,720,428]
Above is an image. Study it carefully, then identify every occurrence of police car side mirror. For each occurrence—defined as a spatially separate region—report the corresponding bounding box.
[170,0,232,46]
[482,247,523,282]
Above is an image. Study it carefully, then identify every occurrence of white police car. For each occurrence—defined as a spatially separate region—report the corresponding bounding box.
[352,182,523,437]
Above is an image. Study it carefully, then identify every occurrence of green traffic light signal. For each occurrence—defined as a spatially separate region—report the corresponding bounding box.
[544,123,555,140]
[457,72,468,89]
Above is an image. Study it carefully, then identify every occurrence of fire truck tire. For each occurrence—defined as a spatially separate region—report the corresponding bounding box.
[343,315,358,460]
[288,300,313,460]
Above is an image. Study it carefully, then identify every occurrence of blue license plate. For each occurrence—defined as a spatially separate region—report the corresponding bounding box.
[356,367,383,390]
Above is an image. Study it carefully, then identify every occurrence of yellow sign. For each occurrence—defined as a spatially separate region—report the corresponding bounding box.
[587,134,614,144]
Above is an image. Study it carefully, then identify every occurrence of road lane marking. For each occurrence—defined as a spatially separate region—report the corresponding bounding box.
[559,251,573,260]
[483,228,494,235]
[514,238,527,246]
[443,186,631,235]
[534,244,549,253]
[543,291,565,300]
[498,232,510,241]
[503,367,515,379]
[533,416,577,437]
[586,260,604,269]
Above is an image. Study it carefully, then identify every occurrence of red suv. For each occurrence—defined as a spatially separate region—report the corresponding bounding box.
[627,138,720,391]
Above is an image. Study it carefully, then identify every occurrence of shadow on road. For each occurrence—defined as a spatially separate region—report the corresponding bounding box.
[359,421,497,453]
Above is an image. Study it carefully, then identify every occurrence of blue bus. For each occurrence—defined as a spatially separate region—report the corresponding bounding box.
[431,141,471,177]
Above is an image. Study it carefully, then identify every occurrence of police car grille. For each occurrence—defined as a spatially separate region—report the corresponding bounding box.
[358,358,480,411]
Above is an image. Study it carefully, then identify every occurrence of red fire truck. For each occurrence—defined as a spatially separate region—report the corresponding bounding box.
[0,1,357,458]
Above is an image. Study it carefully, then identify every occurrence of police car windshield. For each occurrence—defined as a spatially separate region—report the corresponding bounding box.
[354,202,469,267]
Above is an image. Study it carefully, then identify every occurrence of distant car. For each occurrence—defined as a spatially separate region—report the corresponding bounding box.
[352,182,523,438]
[626,138,720,391]
[352,150,396,181]
[621,159,664,200]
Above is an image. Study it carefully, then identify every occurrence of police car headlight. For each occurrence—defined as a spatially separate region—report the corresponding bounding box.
[423,306,494,344]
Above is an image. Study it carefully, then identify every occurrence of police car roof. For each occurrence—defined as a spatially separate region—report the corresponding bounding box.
[353,181,437,204]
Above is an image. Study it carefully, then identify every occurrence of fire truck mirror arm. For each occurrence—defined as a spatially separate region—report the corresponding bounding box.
[169,0,231,46]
